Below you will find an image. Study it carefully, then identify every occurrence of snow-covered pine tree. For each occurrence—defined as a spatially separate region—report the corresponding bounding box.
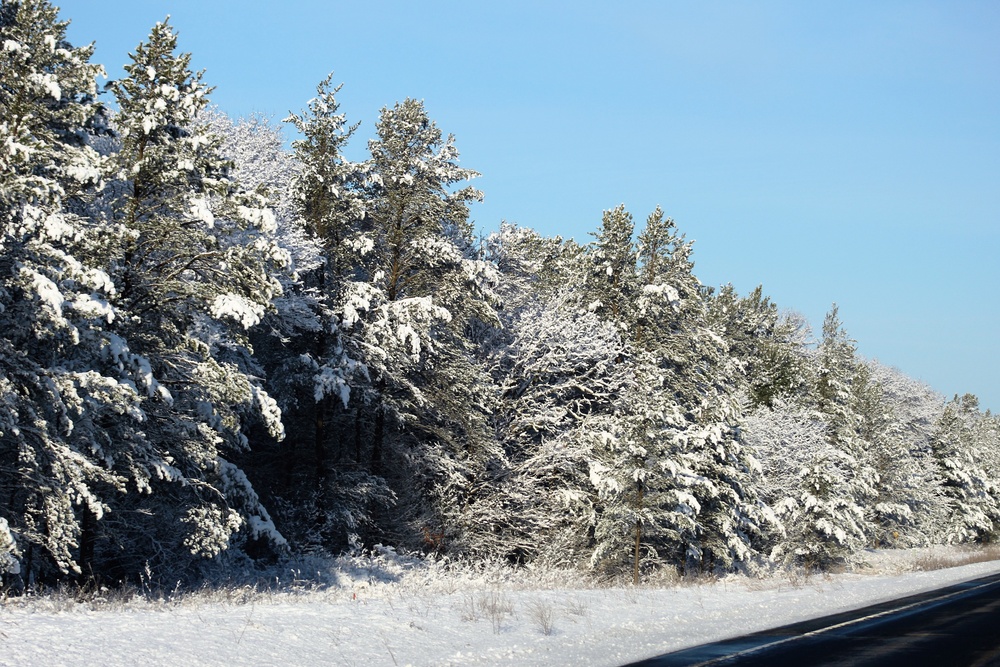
[975,409,1000,531]
[589,359,702,581]
[582,205,680,581]
[851,361,931,547]
[360,98,500,551]
[97,18,287,577]
[273,75,392,551]
[581,205,772,579]
[778,306,875,567]
[0,0,133,583]
[931,393,1000,543]
[585,204,636,321]
[707,284,806,408]
[864,361,948,545]
[633,208,773,573]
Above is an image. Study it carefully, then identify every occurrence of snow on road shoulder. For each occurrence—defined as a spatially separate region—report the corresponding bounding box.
[3,549,1000,667]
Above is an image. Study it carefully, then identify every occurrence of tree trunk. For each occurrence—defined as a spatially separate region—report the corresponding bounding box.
[354,407,364,464]
[372,402,384,475]
[314,394,329,528]
[79,505,97,584]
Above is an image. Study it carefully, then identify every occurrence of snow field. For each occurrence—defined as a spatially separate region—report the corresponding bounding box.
[4,547,1000,666]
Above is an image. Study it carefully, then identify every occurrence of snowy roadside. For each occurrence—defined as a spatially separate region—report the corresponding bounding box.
[3,547,1000,667]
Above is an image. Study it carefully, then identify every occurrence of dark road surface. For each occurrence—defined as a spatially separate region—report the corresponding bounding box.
[625,572,1000,667]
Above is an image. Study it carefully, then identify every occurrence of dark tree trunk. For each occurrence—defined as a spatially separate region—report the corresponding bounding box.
[79,506,98,584]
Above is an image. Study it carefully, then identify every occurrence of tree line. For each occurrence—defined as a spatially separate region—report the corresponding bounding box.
[2,0,998,589]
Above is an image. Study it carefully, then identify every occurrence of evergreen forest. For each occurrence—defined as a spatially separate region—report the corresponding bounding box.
[2,1,998,590]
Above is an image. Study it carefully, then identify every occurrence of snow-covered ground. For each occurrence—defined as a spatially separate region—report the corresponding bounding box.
[3,546,1000,667]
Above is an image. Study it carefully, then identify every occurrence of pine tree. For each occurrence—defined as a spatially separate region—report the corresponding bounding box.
[568,207,671,575]
[274,74,391,551]
[788,444,868,567]
[634,205,684,347]
[643,213,773,572]
[586,204,636,322]
[931,393,1000,543]
[0,0,135,582]
[108,19,285,339]
[865,361,948,545]
[778,306,874,567]
[589,361,705,579]
[95,18,287,577]
[581,206,772,578]
[707,284,805,408]
[360,98,499,550]
[850,361,930,546]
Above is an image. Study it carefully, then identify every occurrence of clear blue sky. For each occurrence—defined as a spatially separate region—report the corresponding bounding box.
[57,0,999,412]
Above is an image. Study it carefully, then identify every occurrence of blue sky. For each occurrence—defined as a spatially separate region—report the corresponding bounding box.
[57,0,999,411]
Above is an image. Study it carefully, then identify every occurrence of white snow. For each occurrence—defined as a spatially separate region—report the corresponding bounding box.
[22,267,65,315]
[26,71,61,101]
[189,197,214,226]
[210,293,265,329]
[2,547,999,666]
[237,205,277,233]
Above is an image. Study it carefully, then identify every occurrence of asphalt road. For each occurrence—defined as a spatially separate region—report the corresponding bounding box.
[625,572,1000,667]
